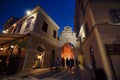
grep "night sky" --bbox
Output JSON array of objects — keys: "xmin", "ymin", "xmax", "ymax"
[{"xmin": 0, "ymin": 0, "xmax": 75, "ymax": 34}]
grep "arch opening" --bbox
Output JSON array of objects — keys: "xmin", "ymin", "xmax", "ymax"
[
  {"xmin": 33, "ymin": 44, "xmax": 45, "ymax": 69},
  {"xmin": 61, "ymin": 43, "xmax": 75, "ymax": 60}
]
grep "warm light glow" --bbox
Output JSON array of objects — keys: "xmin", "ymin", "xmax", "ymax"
[
  {"xmin": 2, "ymin": 30, "xmax": 6, "ymax": 33},
  {"xmin": 13, "ymin": 23, "xmax": 16, "ymax": 27},
  {"xmin": 79, "ymin": 25, "xmax": 84, "ymax": 35},
  {"xmin": 79, "ymin": 25, "xmax": 86, "ymax": 41},
  {"xmin": 2, "ymin": 29, "xmax": 8, "ymax": 34},
  {"xmin": 37, "ymin": 55, "xmax": 41, "ymax": 59},
  {"xmin": 6, "ymin": 29, "xmax": 8, "ymax": 32},
  {"xmin": 82, "ymin": 32, "xmax": 85, "ymax": 38},
  {"xmin": 10, "ymin": 45, "xmax": 14, "ymax": 48},
  {"xmin": 61, "ymin": 43, "xmax": 75, "ymax": 59},
  {"xmin": 26, "ymin": 10, "xmax": 31, "ymax": 15},
  {"xmin": 0, "ymin": 48, "xmax": 3, "ymax": 50}
]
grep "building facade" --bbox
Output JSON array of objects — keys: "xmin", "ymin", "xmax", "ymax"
[
  {"xmin": 0, "ymin": 5, "xmax": 80, "ymax": 75},
  {"xmin": 0, "ymin": 6, "xmax": 60, "ymax": 73},
  {"xmin": 74, "ymin": 0, "xmax": 120, "ymax": 80}
]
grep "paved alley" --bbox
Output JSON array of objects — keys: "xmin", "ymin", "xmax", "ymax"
[{"xmin": 1, "ymin": 66, "xmax": 85, "ymax": 80}]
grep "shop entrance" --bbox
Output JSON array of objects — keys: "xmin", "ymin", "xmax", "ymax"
[{"xmin": 33, "ymin": 45, "xmax": 45, "ymax": 69}]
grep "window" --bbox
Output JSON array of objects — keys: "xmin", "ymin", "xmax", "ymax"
[
  {"xmin": 13, "ymin": 27, "xmax": 17, "ymax": 34},
  {"xmin": 53, "ymin": 30, "xmax": 57, "ymax": 38},
  {"xmin": 17, "ymin": 23, "xmax": 22, "ymax": 33},
  {"xmin": 42, "ymin": 21, "xmax": 48, "ymax": 33},
  {"xmin": 109, "ymin": 9, "xmax": 120, "ymax": 23},
  {"xmin": 25, "ymin": 16, "xmax": 34, "ymax": 30}
]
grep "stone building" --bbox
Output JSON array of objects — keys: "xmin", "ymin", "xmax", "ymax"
[
  {"xmin": 0, "ymin": 6, "xmax": 81, "ymax": 74},
  {"xmin": 59, "ymin": 26, "xmax": 80, "ymax": 61},
  {"xmin": 0, "ymin": 5, "xmax": 80, "ymax": 74},
  {"xmin": 0, "ymin": 6, "xmax": 59, "ymax": 73},
  {"xmin": 74, "ymin": 0, "xmax": 120, "ymax": 80}
]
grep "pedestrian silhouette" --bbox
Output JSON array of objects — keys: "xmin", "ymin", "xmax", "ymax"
[{"xmin": 55, "ymin": 57, "xmax": 60, "ymax": 72}]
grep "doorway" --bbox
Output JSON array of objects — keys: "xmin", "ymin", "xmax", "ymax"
[{"xmin": 33, "ymin": 45, "xmax": 45, "ymax": 69}]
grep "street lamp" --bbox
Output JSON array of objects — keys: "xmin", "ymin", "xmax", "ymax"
[
  {"xmin": 2, "ymin": 29, "xmax": 8, "ymax": 34},
  {"xmin": 0, "ymin": 48, "xmax": 3, "ymax": 51},
  {"xmin": 10, "ymin": 45, "xmax": 14, "ymax": 48},
  {"xmin": 10, "ymin": 45, "xmax": 14, "ymax": 55},
  {"xmin": 2, "ymin": 30, "xmax": 6, "ymax": 33}
]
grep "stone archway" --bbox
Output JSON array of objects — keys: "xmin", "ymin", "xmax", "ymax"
[
  {"xmin": 61, "ymin": 43, "xmax": 75, "ymax": 59},
  {"xmin": 33, "ymin": 44, "xmax": 45, "ymax": 69}
]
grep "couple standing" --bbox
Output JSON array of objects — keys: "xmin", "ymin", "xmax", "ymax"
[{"xmin": 66, "ymin": 58, "xmax": 74, "ymax": 73}]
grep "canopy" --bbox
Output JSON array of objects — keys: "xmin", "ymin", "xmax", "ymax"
[{"xmin": 0, "ymin": 34, "xmax": 27, "ymax": 46}]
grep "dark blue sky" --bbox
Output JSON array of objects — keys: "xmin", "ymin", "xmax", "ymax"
[{"xmin": 0, "ymin": 0, "xmax": 75, "ymax": 34}]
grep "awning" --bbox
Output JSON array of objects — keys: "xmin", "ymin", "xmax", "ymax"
[{"xmin": 0, "ymin": 34, "xmax": 27, "ymax": 46}]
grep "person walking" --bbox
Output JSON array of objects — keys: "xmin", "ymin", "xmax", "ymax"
[
  {"xmin": 71, "ymin": 58, "xmax": 75, "ymax": 74},
  {"xmin": 61, "ymin": 58, "xmax": 65, "ymax": 70},
  {"xmin": 66, "ymin": 58, "xmax": 69, "ymax": 72},
  {"xmin": 55, "ymin": 57, "xmax": 60, "ymax": 72},
  {"xmin": 50, "ymin": 58, "xmax": 54, "ymax": 72},
  {"xmin": 69, "ymin": 58, "xmax": 73, "ymax": 72}
]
